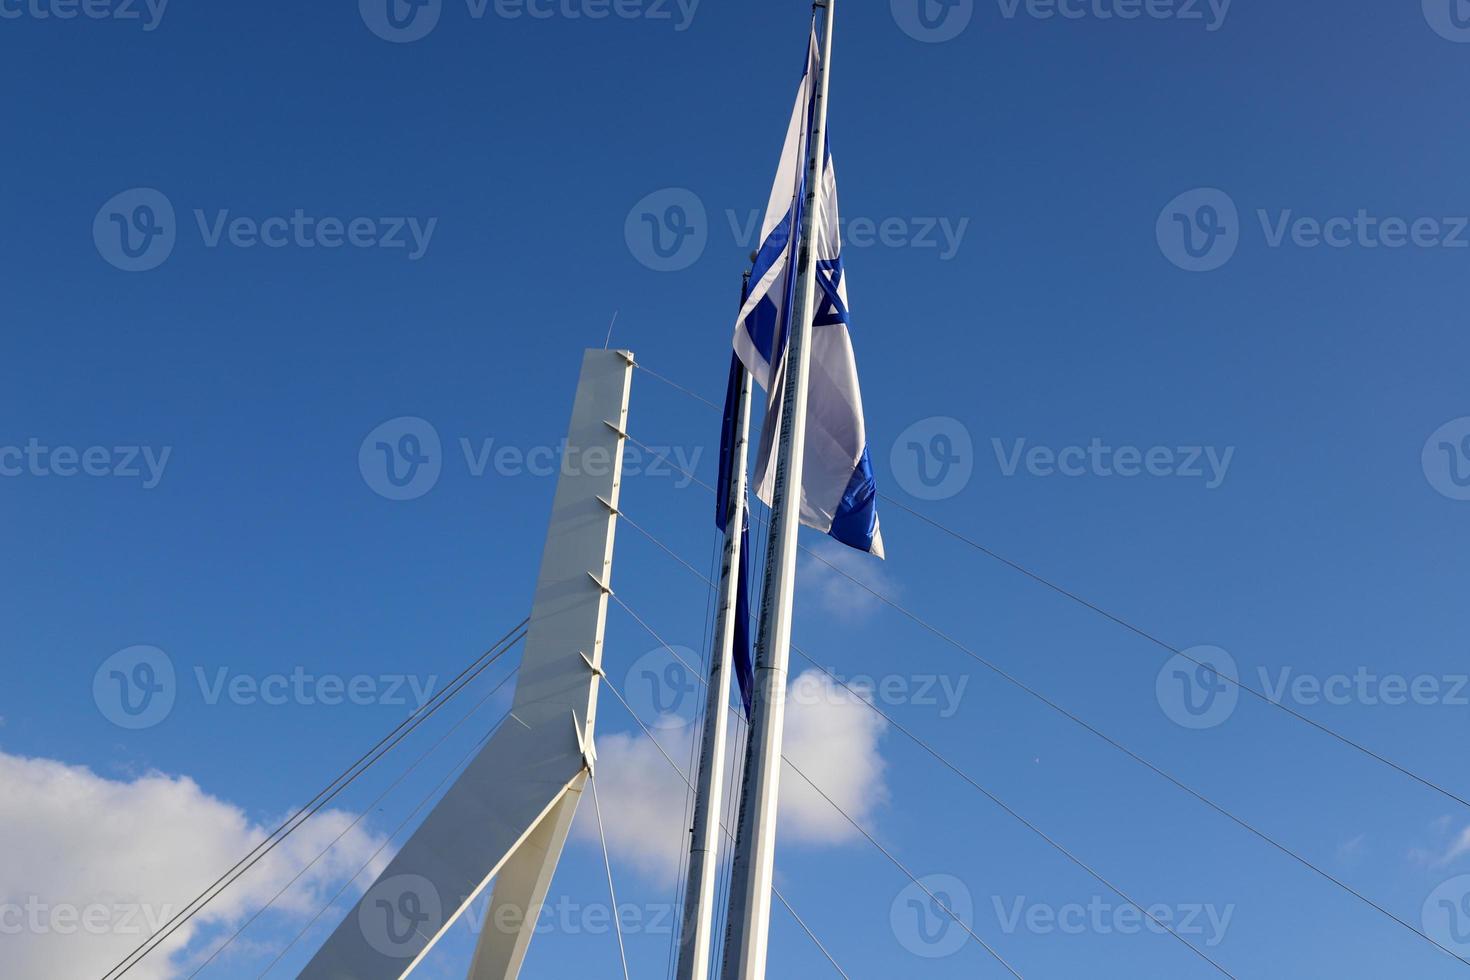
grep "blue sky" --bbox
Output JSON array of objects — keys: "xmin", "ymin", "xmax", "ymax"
[{"xmin": 5, "ymin": 1, "xmax": 1470, "ymax": 977}]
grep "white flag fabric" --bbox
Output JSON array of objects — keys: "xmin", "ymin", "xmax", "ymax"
[{"xmin": 732, "ymin": 33, "xmax": 884, "ymax": 558}]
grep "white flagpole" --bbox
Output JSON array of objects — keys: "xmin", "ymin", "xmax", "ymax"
[
  {"xmin": 721, "ymin": 3, "xmax": 836, "ymax": 978},
  {"xmin": 675, "ymin": 274, "xmax": 754, "ymax": 980}
]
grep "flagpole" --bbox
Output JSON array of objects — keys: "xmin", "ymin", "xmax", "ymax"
[
  {"xmin": 721, "ymin": 3, "xmax": 836, "ymax": 978},
  {"xmin": 675, "ymin": 271, "xmax": 754, "ymax": 980}
]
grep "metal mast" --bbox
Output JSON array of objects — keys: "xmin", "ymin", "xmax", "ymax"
[
  {"xmin": 720, "ymin": 4, "xmax": 837, "ymax": 978},
  {"xmin": 674, "ymin": 284, "xmax": 753, "ymax": 980}
]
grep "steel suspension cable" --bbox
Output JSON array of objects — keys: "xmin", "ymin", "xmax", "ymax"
[
  {"xmin": 256, "ymin": 704, "xmax": 520, "ymax": 978},
  {"xmin": 615, "ymin": 498, "xmax": 1470, "ymax": 970},
  {"xmin": 780, "ymin": 756, "xmax": 1029, "ymax": 978},
  {"xmin": 595, "ymin": 671, "xmax": 908, "ymax": 980},
  {"xmin": 188, "ymin": 661, "xmax": 524, "ymax": 977},
  {"xmin": 631, "ymin": 363, "xmax": 1470, "ymax": 815},
  {"xmin": 101, "ymin": 619, "xmax": 529, "ymax": 980},
  {"xmin": 610, "ymin": 579, "xmax": 1232, "ymax": 976}
]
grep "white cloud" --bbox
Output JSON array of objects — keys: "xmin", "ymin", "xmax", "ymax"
[
  {"xmin": 1336, "ymin": 833, "xmax": 1367, "ymax": 864},
  {"xmin": 1443, "ymin": 828, "xmax": 1470, "ymax": 865},
  {"xmin": 577, "ymin": 669, "xmax": 888, "ymax": 882},
  {"xmin": 0, "ymin": 750, "xmax": 388, "ymax": 979},
  {"xmin": 798, "ymin": 538, "xmax": 896, "ymax": 620},
  {"xmin": 1410, "ymin": 819, "xmax": 1470, "ymax": 869}
]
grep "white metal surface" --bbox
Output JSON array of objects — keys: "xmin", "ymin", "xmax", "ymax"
[
  {"xmin": 298, "ymin": 348, "xmax": 633, "ymax": 980},
  {"xmin": 721, "ymin": 5, "xmax": 837, "ymax": 978},
  {"xmin": 674, "ymin": 362, "xmax": 752, "ymax": 980},
  {"xmin": 466, "ymin": 774, "xmax": 587, "ymax": 979}
]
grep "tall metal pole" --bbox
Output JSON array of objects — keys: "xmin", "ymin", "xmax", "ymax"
[
  {"xmin": 721, "ymin": 4, "xmax": 836, "ymax": 978},
  {"xmin": 675, "ymin": 272, "xmax": 754, "ymax": 980}
]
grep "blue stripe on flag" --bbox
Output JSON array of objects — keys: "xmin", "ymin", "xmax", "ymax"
[
  {"xmin": 828, "ymin": 445, "xmax": 881, "ymax": 554},
  {"xmin": 716, "ymin": 353, "xmax": 743, "ymax": 531},
  {"xmin": 733, "ymin": 513, "xmax": 754, "ymax": 715}
]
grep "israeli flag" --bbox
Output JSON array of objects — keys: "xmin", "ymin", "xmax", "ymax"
[{"xmin": 733, "ymin": 34, "xmax": 884, "ymax": 559}]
